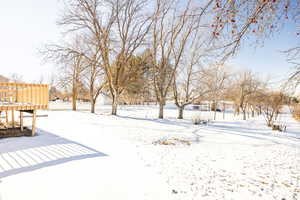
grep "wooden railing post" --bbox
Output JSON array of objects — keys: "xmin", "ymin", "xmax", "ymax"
[
  {"xmin": 11, "ymin": 110, "xmax": 15, "ymax": 128},
  {"xmin": 20, "ymin": 111, "xmax": 23, "ymax": 132},
  {"xmin": 32, "ymin": 110, "xmax": 37, "ymax": 136}
]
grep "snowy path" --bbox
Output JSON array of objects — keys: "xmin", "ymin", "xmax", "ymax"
[{"xmin": 0, "ymin": 106, "xmax": 299, "ymax": 200}]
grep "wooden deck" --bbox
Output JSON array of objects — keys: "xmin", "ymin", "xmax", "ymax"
[
  {"xmin": 0, "ymin": 103, "xmax": 48, "ymax": 111},
  {"xmin": 0, "ymin": 82, "xmax": 49, "ymax": 136}
]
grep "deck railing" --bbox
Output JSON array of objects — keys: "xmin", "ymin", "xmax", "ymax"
[{"xmin": 0, "ymin": 82, "xmax": 49, "ymax": 110}]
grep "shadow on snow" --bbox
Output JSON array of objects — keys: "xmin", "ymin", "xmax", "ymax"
[{"xmin": 0, "ymin": 129, "xmax": 107, "ymax": 178}]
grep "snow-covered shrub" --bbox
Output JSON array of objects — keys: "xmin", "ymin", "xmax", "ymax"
[{"xmin": 191, "ymin": 115, "xmax": 202, "ymax": 125}]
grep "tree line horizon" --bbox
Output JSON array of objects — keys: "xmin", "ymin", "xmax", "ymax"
[{"xmin": 38, "ymin": 0, "xmax": 300, "ymax": 120}]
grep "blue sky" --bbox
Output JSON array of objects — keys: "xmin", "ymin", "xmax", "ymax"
[
  {"xmin": 0, "ymin": 1, "xmax": 61, "ymax": 82},
  {"xmin": 229, "ymin": 20, "xmax": 298, "ymax": 84},
  {"xmin": 0, "ymin": 0, "xmax": 297, "ymax": 84}
]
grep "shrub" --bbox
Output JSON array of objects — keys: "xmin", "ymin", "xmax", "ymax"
[
  {"xmin": 191, "ymin": 115, "xmax": 210, "ymax": 125},
  {"xmin": 191, "ymin": 115, "xmax": 202, "ymax": 125},
  {"xmin": 292, "ymin": 104, "xmax": 300, "ymax": 121},
  {"xmin": 271, "ymin": 124, "xmax": 286, "ymax": 132}
]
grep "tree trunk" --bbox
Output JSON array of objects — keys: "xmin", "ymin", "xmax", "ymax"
[
  {"xmin": 159, "ymin": 102, "xmax": 164, "ymax": 119},
  {"xmin": 111, "ymin": 94, "xmax": 118, "ymax": 115},
  {"xmin": 259, "ymin": 106, "xmax": 262, "ymax": 115},
  {"xmin": 234, "ymin": 105, "xmax": 239, "ymax": 116},
  {"xmin": 243, "ymin": 110, "xmax": 246, "ymax": 120},
  {"xmin": 91, "ymin": 99, "xmax": 96, "ymax": 113},
  {"xmin": 72, "ymin": 95, "xmax": 77, "ymax": 111},
  {"xmin": 213, "ymin": 101, "xmax": 217, "ymax": 120},
  {"xmin": 72, "ymin": 83, "xmax": 77, "ymax": 111},
  {"xmin": 247, "ymin": 108, "xmax": 250, "ymax": 119},
  {"xmin": 267, "ymin": 118, "xmax": 272, "ymax": 127},
  {"xmin": 223, "ymin": 103, "xmax": 225, "ymax": 120},
  {"xmin": 89, "ymin": 82, "xmax": 95, "ymax": 113},
  {"xmin": 178, "ymin": 106, "xmax": 184, "ymax": 119},
  {"xmin": 275, "ymin": 110, "xmax": 279, "ymax": 120},
  {"xmin": 214, "ymin": 109, "xmax": 217, "ymax": 120}
]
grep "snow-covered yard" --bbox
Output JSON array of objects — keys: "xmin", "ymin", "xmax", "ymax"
[{"xmin": 0, "ymin": 104, "xmax": 299, "ymax": 200}]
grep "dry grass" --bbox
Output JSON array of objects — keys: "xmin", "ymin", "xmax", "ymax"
[{"xmin": 153, "ymin": 138, "xmax": 191, "ymax": 146}]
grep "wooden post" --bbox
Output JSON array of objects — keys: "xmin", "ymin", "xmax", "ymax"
[
  {"xmin": 11, "ymin": 110, "xmax": 15, "ymax": 128},
  {"xmin": 32, "ymin": 110, "xmax": 37, "ymax": 136},
  {"xmin": 20, "ymin": 111, "xmax": 23, "ymax": 132},
  {"xmin": 5, "ymin": 111, "xmax": 8, "ymax": 125}
]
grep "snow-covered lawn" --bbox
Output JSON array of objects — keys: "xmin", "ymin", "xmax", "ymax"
[{"xmin": 0, "ymin": 104, "xmax": 299, "ymax": 200}]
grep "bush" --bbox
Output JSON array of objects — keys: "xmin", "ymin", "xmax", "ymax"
[
  {"xmin": 292, "ymin": 105, "xmax": 300, "ymax": 121},
  {"xmin": 192, "ymin": 115, "xmax": 202, "ymax": 125},
  {"xmin": 271, "ymin": 124, "xmax": 286, "ymax": 132},
  {"xmin": 191, "ymin": 115, "xmax": 210, "ymax": 125}
]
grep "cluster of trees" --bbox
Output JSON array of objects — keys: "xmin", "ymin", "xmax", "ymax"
[
  {"xmin": 226, "ymin": 71, "xmax": 290, "ymax": 126},
  {"xmin": 42, "ymin": 0, "xmax": 300, "ymax": 119},
  {"xmin": 186, "ymin": 68, "xmax": 290, "ymax": 127}
]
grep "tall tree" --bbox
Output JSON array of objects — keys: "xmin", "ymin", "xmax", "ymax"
[
  {"xmin": 150, "ymin": 0, "xmax": 205, "ymax": 119},
  {"xmin": 172, "ymin": 40, "xmax": 215, "ymax": 119},
  {"xmin": 59, "ymin": 0, "xmax": 153, "ymax": 115}
]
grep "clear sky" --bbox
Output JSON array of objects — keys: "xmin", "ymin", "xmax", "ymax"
[
  {"xmin": 228, "ymin": 20, "xmax": 298, "ymax": 86},
  {"xmin": 0, "ymin": 0, "xmax": 297, "ymax": 84},
  {"xmin": 0, "ymin": 1, "xmax": 62, "ymax": 82}
]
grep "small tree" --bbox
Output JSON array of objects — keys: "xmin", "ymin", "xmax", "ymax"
[
  {"xmin": 201, "ymin": 64, "xmax": 230, "ymax": 120},
  {"xmin": 229, "ymin": 71, "xmax": 261, "ymax": 120},
  {"xmin": 173, "ymin": 65, "xmax": 213, "ymax": 119},
  {"xmin": 260, "ymin": 92, "xmax": 286, "ymax": 127},
  {"xmin": 42, "ymin": 38, "xmax": 88, "ymax": 111}
]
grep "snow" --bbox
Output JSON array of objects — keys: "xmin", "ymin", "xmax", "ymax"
[{"xmin": 0, "ymin": 103, "xmax": 299, "ymax": 200}]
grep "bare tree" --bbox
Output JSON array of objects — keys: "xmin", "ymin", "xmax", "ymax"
[
  {"xmin": 151, "ymin": 0, "xmax": 263, "ymax": 119},
  {"xmin": 260, "ymin": 91, "xmax": 286, "ymax": 127},
  {"xmin": 58, "ymin": 0, "xmax": 153, "ymax": 115},
  {"xmin": 171, "ymin": 10, "xmax": 221, "ymax": 119},
  {"xmin": 202, "ymin": 64, "xmax": 230, "ymax": 120},
  {"xmin": 150, "ymin": 0, "xmax": 207, "ymax": 119},
  {"xmin": 80, "ymin": 40, "xmax": 106, "ymax": 113},
  {"xmin": 42, "ymin": 37, "xmax": 89, "ymax": 111},
  {"xmin": 229, "ymin": 71, "xmax": 261, "ymax": 120},
  {"xmin": 173, "ymin": 62, "xmax": 202, "ymax": 119},
  {"xmin": 172, "ymin": 51, "xmax": 217, "ymax": 119},
  {"xmin": 44, "ymin": 0, "xmax": 300, "ymax": 117},
  {"xmin": 67, "ymin": 55, "xmax": 86, "ymax": 110},
  {"xmin": 206, "ymin": 0, "xmax": 300, "ymax": 60}
]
